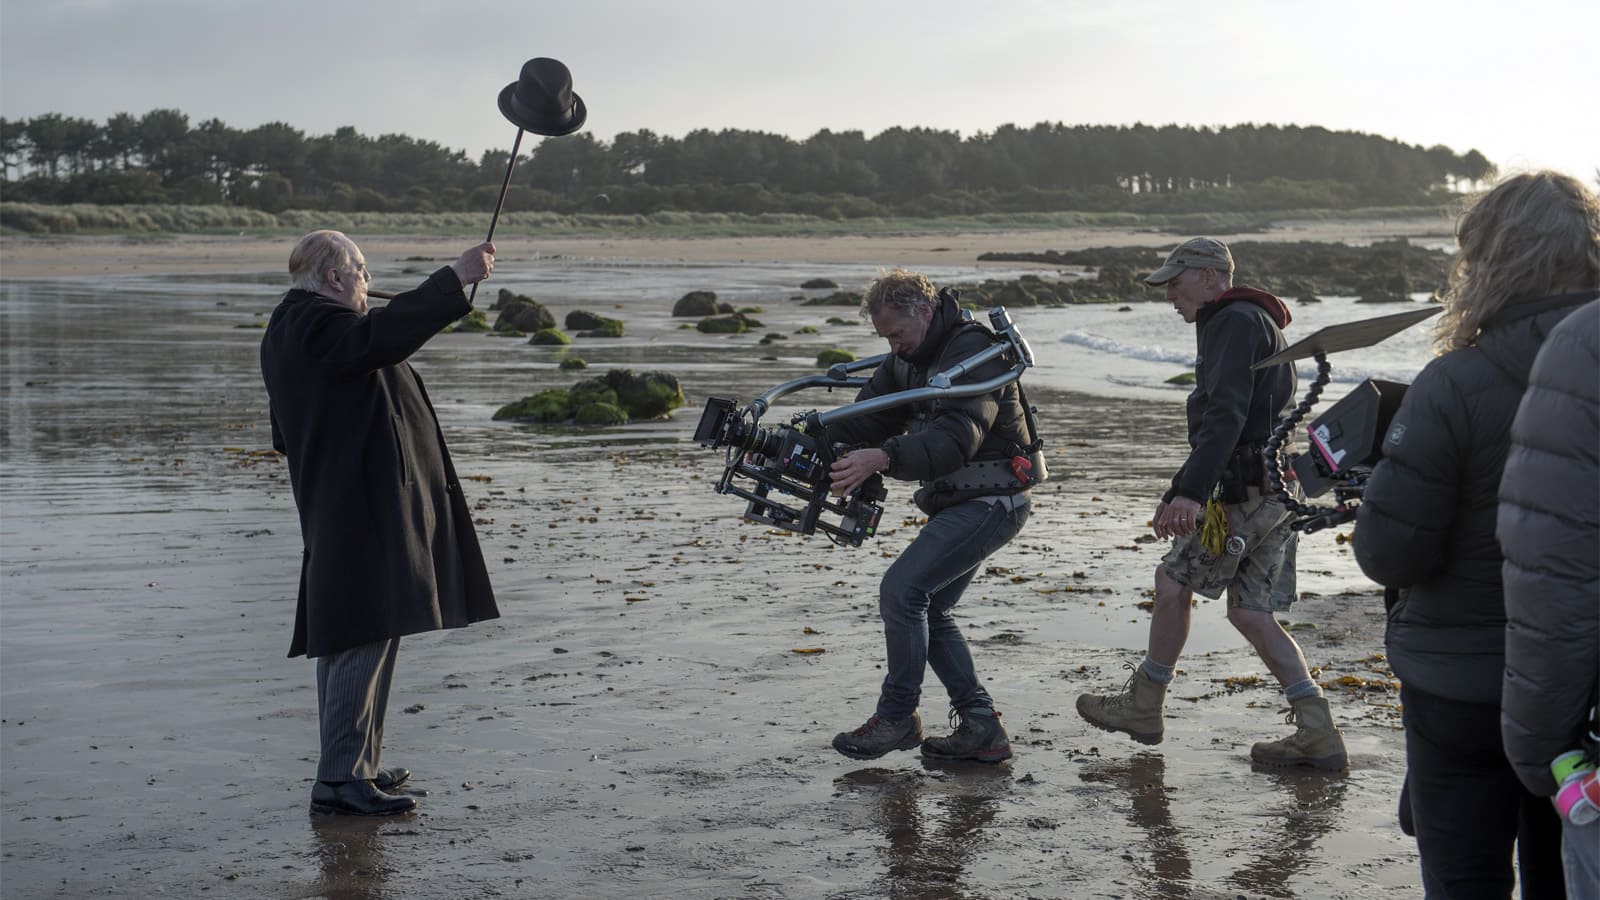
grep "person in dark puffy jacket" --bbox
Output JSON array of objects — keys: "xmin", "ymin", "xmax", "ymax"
[
  {"xmin": 1076, "ymin": 237, "xmax": 1349, "ymax": 771},
  {"xmin": 1355, "ymin": 170, "xmax": 1600, "ymax": 899},
  {"xmin": 1499, "ymin": 297, "xmax": 1600, "ymax": 896},
  {"xmin": 824, "ymin": 269, "xmax": 1036, "ymax": 764}
]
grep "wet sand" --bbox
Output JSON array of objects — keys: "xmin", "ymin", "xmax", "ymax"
[
  {"xmin": 0, "ymin": 227, "xmax": 1423, "ymax": 898},
  {"xmin": 0, "ymin": 213, "xmax": 1453, "ymax": 278}
]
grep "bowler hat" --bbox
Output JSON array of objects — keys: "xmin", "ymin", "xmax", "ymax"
[
  {"xmin": 1145, "ymin": 237, "xmax": 1234, "ymax": 286},
  {"xmin": 497, "ymin": 58, "xmax": 587, "ymax": 136}
]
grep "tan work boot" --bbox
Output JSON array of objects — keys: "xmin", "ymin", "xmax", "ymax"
[
  {"xmin": 1075, "ymin": 665, "xmax": 1166, "ymax": 745},
  {"xmin": 1250, "ymin": 696, "xmax": 1349, "ymax": 771}
]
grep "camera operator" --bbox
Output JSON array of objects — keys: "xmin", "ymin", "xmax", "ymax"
[
  {"xmin": 1354, "ymin": 171, "xmax": 1599, "ymax": 897},
  {"xmin": 825, "ymin": 269, "xmax": 1036, "ymax": 763},
  {"xmin": 1075, "ymin": 237, "xmax": 1349, "ymax": 771}
]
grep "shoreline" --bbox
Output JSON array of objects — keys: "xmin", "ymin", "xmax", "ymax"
[
  {"xmin": 0, "ymin": 215, "xmax": 1453, "ymax": 279},
  {"xmin": 0, "ymin": 233, "xmax": 1422, "ymax": 897}
]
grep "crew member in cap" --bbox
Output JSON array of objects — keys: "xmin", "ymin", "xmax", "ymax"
[
  {"xmin": 261, "ymin": 231, "xmax": 500, "ymax": 815},
  {"xmin": 1075, "ymin": 237, "xmax": 1348, "ymax": 770}
]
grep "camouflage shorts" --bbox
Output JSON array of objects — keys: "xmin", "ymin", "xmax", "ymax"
[{"xmin": 1161, "ymin": 489, "xmax": 1298, "ymax": 611}]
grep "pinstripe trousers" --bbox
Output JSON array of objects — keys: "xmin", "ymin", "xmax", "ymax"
[{"xmin": 315, "ymin": 638, "xmax": 399, "ymax": 783}]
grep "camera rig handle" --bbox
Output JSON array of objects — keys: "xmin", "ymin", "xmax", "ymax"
[
  {"xmin": 747, "ymin": 353, "xmax": 890, "ymax": 422},
  {"xmin": 814, "ymin": 307, "xmax": 1034, "ymax": 428}
]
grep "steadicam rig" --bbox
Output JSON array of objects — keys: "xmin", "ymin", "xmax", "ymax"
[
  {"xmin": 694, "ymin": 306, "xmax": 1040, "ymax": 547},
  {"xmin": 1255, "ymin": 307, "xmax": 1440, "ymax": 533}
]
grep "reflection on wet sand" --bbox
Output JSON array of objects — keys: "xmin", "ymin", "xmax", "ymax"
[
  {"xmin": 304, "ymin": 816, "xmax": 397, "ymax": 900},
  {"xmin": 1079, "ymin": 752, "xmax": 1348, "ymax": 899},
  {"xmin": 833, "ymin": 762, "xmax": 1011, "ymax": 898},
  {"xmin": 1223, "ymin": 770, "xmax": 1348, "ymax": 899}
]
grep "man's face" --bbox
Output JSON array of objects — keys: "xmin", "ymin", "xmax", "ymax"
[
  {"xmin": 1164, "ymin": 268, "xmax": 1214, "ymax": 323},
  {"xmin": 871, "ymin": 304, "xmax": 933, "ymax": 357},
  {"xmin": 326, "ymin": 239, "xmax": 371, "ymax": 314}
]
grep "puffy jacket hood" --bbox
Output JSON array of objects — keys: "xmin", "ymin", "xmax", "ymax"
[
  {"xmin": 1476, "ymin": 290, "xmax": 1599, "ymax": 388},
  {"xmin": 902, "ymin": 288, "xmax": 964, "ymax": 366},
  {"xmin": 1205, "ymin": 286, "xmax": 1291, "ymax": 329}
]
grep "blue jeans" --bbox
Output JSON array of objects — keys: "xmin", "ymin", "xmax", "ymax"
[{"xmin": 875, "ymin": 498, "xmax": 1029, "ymax": 720}]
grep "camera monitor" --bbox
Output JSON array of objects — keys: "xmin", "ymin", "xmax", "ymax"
[
  {"xmin": 1257, "ymin": 305, "xmax": 1439, "ymax": 533},
  {"xmin": 1293, "ymin": 379, "xmax": 1409, "ymax": 497}
]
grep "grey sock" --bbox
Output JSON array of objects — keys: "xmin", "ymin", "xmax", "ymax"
[
  {"xmin": 1139, "ymin": 657, "xmax": 1175, "ymax": 684},
  {"xmin": 1283, "ymin": 678, "xmax": 1321, "ymax": 702}
]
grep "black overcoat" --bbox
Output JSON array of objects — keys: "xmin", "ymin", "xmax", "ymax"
[{"xmin": 260, "ymin": 266, "xmax": 498, "ymax": 658}]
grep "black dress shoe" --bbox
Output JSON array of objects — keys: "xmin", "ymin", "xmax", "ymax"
[
  {"xmin": 374, "ymin": 766, "xmax": 411, "ymax": 791},
  {"xmin": 309, "ymin": 780, "xmax": 417, "ymax": 816}
]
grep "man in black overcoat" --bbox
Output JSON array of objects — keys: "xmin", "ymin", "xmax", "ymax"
[{"xmin": 261, "ymin": 230, "xmax": 500, "ymax": 816}]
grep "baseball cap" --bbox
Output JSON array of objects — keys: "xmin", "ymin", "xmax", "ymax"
[{"xmin": 1144, "ymin": 237, "xmax": 1234, "ymax": 286}]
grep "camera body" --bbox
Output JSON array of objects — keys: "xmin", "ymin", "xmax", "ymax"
[{"xmin": 695, "ymin": 397, "xmax": 885, "ymax": 546}]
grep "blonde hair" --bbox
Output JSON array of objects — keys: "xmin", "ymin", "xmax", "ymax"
[
  {"xmin": 288, "ymin": 230, "xmax": 356, "ymax": 292},
  {"xmin": 1435, "ymin": 171, "xmax": 1600, "ymax": 353},
  {"xmin": 862, "ymin": 268, "xmax": 936, "ymax": 318}
]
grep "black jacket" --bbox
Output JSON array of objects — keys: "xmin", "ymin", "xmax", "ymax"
[
  {"xmin": 260, "ymin": 266, "xmax": 499, "ymax": 658},
  {"xmin": 828, "ymin": 290, "xmax": 1034, "ymax": 515},
  {"xmin": 1166, "ymin": 288, "xmax": 1295, "ymax": 504},
  {"xmin": 1354, "ymin": 290, "xmax": 1595, "ymax": 704},
  {"xmin": 1498, "ymin": 297, "xmax": 1600, "ymax": 794}
]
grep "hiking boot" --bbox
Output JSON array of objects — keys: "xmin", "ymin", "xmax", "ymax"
[
  {"xmin": 921, "ymin": 706, "xmax": 1012, "ymax": 763},
  {"xmin": 1075, "ymin": 664, "xmax": 1166, "ymax": 745},
  {"xmin": 1250, "ymin": 696, "xmax": 1349, "ymax": 771},
  {"xmin": 832, "ymin": 711, "xmax": 924, "ymax": 760}
]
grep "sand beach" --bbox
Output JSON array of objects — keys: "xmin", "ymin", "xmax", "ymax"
[{"xmin": 0, "ymin": 220, "xmax": 1444, "ymax": 898}]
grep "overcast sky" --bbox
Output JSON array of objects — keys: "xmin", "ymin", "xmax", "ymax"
[{"xmin": 2, "ymin": 0, "xmax": 1595, "ymax": 180}]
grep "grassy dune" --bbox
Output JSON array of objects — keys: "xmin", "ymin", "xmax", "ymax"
[{"xmin": 0, "ymin": 202, "xmax": 1453, "ymax": 240}]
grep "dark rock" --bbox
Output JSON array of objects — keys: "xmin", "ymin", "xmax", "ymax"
[
  {"xmin": 494, "ymin": 294, "xmax": 555, "ymax": 332},
  {"xmin": 493, "ymin": 389, "xmax": 571, "ymax": 422},
  {"xmin": 671, "ymin": 291, "xmax": 719, "ymax": 317},
  {"xmin": 602, "ymin": 369, "xmax": 684, "ymax": 419},
  {"xmin": 574, "ymin": 402, "xmax": 629, "ymax": 426},
  {"xmin": 802, "ymin": 291, "xmax": 863, "ymax": 307},
  {"xmin": 697, "ymin": 313, "xmax": 759, "ymax": 334},
  {"xmin": 445, "ymin": 309, "xmax": 491, "ymax": 333}
]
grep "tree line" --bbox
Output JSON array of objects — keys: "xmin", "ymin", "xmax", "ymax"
[{"xmin": 0, "ymin": 110, "xmax": 1494, "ymax": 217}]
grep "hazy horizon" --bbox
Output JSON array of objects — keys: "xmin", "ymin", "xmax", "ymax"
[{"xmin": 2, "ymin": 0, "xmax": 1594, "ymax": 182}]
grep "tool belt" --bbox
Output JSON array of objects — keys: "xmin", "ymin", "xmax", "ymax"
[{"xmin": 1217, "ymin": 443, "xmax": 1267, "ymax": 504}]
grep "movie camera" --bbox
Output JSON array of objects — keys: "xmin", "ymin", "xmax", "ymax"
[
  {"xmin": 1256, "ymin": 306, "xmax": 1439, "ymax": 533},
  {"xmin": 694, "ymin": 306, "xmax": 1041, "ymax": 547}
]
